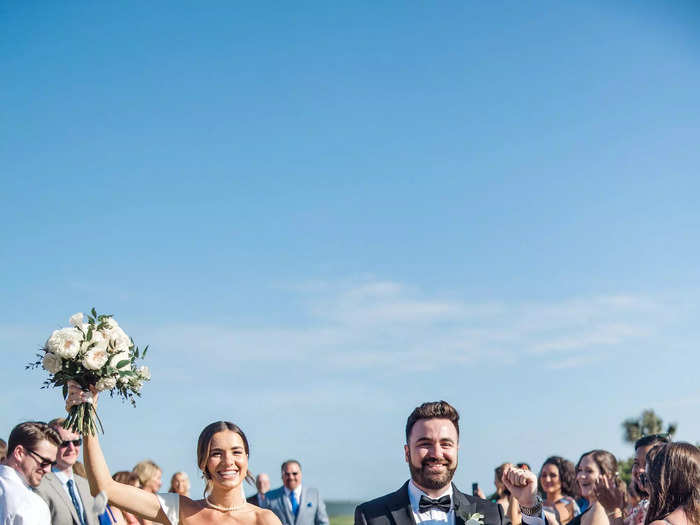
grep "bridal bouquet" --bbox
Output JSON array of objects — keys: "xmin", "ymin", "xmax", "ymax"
[{"xmin": 28, "ymin": 309, "xmax": 150, "ymax": 435}]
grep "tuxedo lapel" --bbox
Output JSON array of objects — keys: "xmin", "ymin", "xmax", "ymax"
[
  {"xmin": 387, "ymin": 482, "xmax": 415, "ymax": 525},
  {"xmin": 452, "ymin": 486, "xmax": 476, "ymax": 525}
]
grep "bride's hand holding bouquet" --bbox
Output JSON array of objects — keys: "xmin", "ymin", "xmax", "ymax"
[{"xmin": 29, "ymin": 308, "xmax": 150, "ymax": 435}]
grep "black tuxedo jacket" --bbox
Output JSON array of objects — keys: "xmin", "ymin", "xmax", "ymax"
[
  {"xmin": 247, "ymin": 494, "xmax": 262, "ymax": 506},
  {"xmin": 354, "ymin": 482, "xmax": 509, "ymax": 525}
]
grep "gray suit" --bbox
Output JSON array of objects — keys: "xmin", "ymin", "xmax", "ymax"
[
  {"xmin": 36, "ymin": 472, "xmax": 100, "ymax": 525},
  {"xmin": 265, "ymin": 486, "xmax": 329, "ymax": 525}
]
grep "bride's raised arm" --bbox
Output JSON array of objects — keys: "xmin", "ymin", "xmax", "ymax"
[{"xmin": 66, "ymin": 382, "xmax": 172, "ymax": 525}]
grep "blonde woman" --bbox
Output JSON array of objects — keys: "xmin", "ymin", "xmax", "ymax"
[{"xmin": 168, "ymin": 472, "xmax": 190, "ymax": 497}]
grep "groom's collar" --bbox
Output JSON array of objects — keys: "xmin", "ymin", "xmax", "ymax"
[{"xmin": 408, "ymin": 480, "xmax": 454, "ymax": 512}]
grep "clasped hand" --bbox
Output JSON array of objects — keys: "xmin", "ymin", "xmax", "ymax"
[
  {"xmin": 65, "ymin": 380, "xmax": 99, "ymax": 411},
  {"xmin": 501, "ymin": 464, "xmax": 538, "ymax": 507}
]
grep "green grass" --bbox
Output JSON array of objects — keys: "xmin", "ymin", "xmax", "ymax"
[{"xmin": 330, "ymin": 515, "xmax": 354, "ymax": 525}]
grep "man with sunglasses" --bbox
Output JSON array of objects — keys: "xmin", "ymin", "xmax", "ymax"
[
  {"xmin": 0, "ymin": 421, "xmax": 61, "ymax": 524},
  {"xmin": 36, "ymin": 418, "xmax": 100, "ymax": 525}
]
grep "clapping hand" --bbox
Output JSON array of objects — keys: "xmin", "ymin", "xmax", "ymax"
[
  {"xmin": 595, "ymin": 474, "xmax": 625, "ymax": 516},
  {"xmin": 501, "ymin": 464, "xmax": 538, "ymax": 508}
]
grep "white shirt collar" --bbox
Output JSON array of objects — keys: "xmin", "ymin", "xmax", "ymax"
[
  {"xmin": 408, "ymin": 480, "xmax": 454, "ymax": 513},
  {"xmin": 52, "ymin": 467, "xmax": 74, "ymax": 485},
  {"xmin": 283, "ymin": 485, "xmax": 302, "ymax": 498}
]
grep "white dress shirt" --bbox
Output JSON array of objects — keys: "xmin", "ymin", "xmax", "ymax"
[
  {"xmin": 0, "ymin": 465, "xmax": 52, "ymax": 525},
  {"xmin": 408, "ymin": 480, "xmax": 454, "ymax": 525}
]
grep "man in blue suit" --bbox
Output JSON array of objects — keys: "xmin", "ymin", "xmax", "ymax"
[{"xmin": 265, "ymin": 459, "xmax": 329, "ymax": 525}]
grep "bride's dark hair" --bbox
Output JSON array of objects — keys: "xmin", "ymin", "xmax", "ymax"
[
  {"xmin": 645, "ymin": 442, "xmax": 700, "ymax": 525},
  {"xmin": 197, "ymin": 421, "xmax": 254, "ymax": 495}
]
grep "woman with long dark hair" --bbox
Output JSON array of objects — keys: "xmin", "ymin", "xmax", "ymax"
[
  {"xmin": 644, "ymin": 442, "xmax": 700, "ymax": 525},
  {"xmin": 538, "ymin": 456, "xmax": 580, "ymax": 525}
]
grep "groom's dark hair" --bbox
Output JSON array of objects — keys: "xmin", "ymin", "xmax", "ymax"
[{"xmin": 405, "ymin": 400, "xmax": 460, "ymax": 442}]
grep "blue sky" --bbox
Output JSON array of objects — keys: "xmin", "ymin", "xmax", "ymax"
[{"xmin": 2, "ymin": 1, "xmax": 700, "ymax": 500}]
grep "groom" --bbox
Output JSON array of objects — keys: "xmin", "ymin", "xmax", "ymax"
[{"xmin": 354, "ymin": 401, "xmax": 549, "ymax": 525}]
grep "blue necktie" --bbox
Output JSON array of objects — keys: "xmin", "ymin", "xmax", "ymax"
[
  {"xmin": 67, "ymin": 479, "xmax": 87, "ymax": 525},
  {"xmin": 289, "ymin": 490, "xmax": 299, "ymax": 517}
]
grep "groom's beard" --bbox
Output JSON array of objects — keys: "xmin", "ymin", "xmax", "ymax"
[{"xmin": 408, "ymin": 454, "xmax": 458, "ymax": 490}]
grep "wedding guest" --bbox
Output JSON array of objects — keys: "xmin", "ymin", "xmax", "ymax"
[
  {"xmin": 596, "ymin": 435, "xmax": 671, "ymax": 525},
  {"xmin": 539, "ymin": 456, "xmax": 580, "ymax": 525},
  {"xmin": 107, "ymin": 471, "xmax": 141, "ymax": 525},
  {"xmin": 266, "ymin": 460, "xmax": 329, "ymax": 525},
  {"xmin": 36, "ymin": 417, "xmax": 101, "ymax": 525},
  {"xmin": 644, "ymin": 442, "xmax": 700, "ymax": 525},
  {"xmin": 168, "ymin": 472, "xmax": 190, "ymax": 497},
  {"xmin": 64, "ymin": 381, "xmax": 281, "ymax": 525},
  {"xmin": 518, "ymin": 463, "xmax": 532, "ymax": 471},
  {"xmin": 625, "ymin": 435, "xmax": 670, "ymax": 525},
  {"xmin": 74, "ymin": 460, "xmax": 87, "ymax": 477},
  {"xmin": 569, "ymin": 450, "xmax": 621, "ymax": 525},
  {"xmin": 133, "ymin": 460, "xmax": 163, "ymax": 494},
  {"xmin": 490, "ymin": 463, "xmax": 513, "ymax": 514},
  {"xmin": 247, "ymin": 473, "xmax": 270, "ymax": 506},
  {"xmin": 355, "ymin": 401, "xmax": 551, "ymax": 525},
  {"xmin": 0, "ymin": 421, "xmax": 61, "ymax": 524}
]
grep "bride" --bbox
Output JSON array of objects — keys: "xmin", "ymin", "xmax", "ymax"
[{"xmin": 65, "ymin": 382, "xmax": 282, "ymax": 525}]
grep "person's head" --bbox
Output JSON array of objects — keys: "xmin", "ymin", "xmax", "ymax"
[
  {"xmin": 48, "ymin": 418, "xmax": 82, "ymax": 472},
  {"xmin": 256, "ymin": 472, "xmax": 270, "ymax": 494},
  {"xmin": 576, "ymin": 450, "xmax": 618, "ymax": 502},
  {"xmin": 6, "ymin": 421, "xmax": 61, "ymax": 487},
  {"xmin": 633, "ymin": 434, "xmax": 671, "ymax": 498},
  {"xmin": 645, "ymin": 442, "xmax": 700, "ymax": 525},
  {"xmin": 197, "ymin": 421, "xmax": 252, "ymax": 496},
  {"xmin": 494, "ymin": 463, "xmax": 512, "ymax": 498},
  {"xmin": 404, "ymin": 401, "xmax": 460, "ymax": 494},
  {"xmin": 281, "ymin": 460, "xmax": 302, "ymax": 491},
  {"xmin": 0, "ymin": 438, "xmax": 7, "ymax": 463},
  {"xmin": 517, "ymin": 463, "xmax": 531, "ymax": 471},
  {"xmin": 539, "ymin": 456, "xmax": 577, "ymax": 499},
  {"xmin": 168, "ymin": 471, "xmax": 190, "ymax": 496},
  {"xmin": 72, "ymin": 461, "xmax": 87, "ymax": 477},
  {"xmin": 113, "ymin": 470, "xmax": 141, "ymax": 487},
  {"xmin": 133, "ymin": 459, "xmax": 162, "ymax": 493}
]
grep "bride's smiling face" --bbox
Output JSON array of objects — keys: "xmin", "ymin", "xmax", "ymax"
[{"xmin": 206, "ymin": 430, "xmax": 248, "ymax": 489}]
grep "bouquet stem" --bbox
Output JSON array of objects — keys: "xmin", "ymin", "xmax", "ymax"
[{"xmin": 64, "ymin": 402, "xmax": 104, "ymax": 436}]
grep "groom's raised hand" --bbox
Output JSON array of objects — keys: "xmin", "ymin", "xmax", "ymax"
[{"xmin": 501, "ymin": 464, "xmax": 538, "ymax": 507}]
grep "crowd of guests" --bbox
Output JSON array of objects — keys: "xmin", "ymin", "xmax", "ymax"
[
  {"xmin": 470, "ymin": 433, "xmax": 689, "ymax": 525},
  {"xmin": 1, "ymin": 398, "xmax": 698, "ymax": 525},
  {"xmin": 0, "ymin": 416, "xmax": 329, "ymax": 525}
]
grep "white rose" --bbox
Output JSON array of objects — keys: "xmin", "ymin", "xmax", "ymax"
[
  {"xmin": 82, "ymin": 347, "xmax": 109, "ymax": 370},
  {"xmin": 46, "ymin": 328, "xmax": 82, "ymax": 359},
  {"xmin": 80, "ymin": 329, "xmax": 108, "ymax": 353},
  {"xmin": 136, "ymin": 365, "xmax": 151, "ymax": 381},
  {"xmin": 117, "ymin": 376, "xmax": 129, "ymax": 386},
  {"xmin": 69, "ymin": 313, "xmax": 84, "ymax": 327},
  {"xmin": 95, "ymin": 376, "xmax": 117, "ymax": 391},
  {"xmin": 109, "ymin": 351, "xmax": 131, "ymax": 371},
  {"xmin": 42, "ymin": 352, "xmax": 63, "ymax": 374}
]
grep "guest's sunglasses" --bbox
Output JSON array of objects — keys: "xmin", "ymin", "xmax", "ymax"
[
  {"xmin": 27, "ymin": 448, "xmax": 57, "ymax": 469},
  {"xmin": 60, "ymin": 438, "xmax": 82, "ymax": 448}
]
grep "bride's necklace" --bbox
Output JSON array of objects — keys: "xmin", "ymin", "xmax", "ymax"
[{"xmin": 205, "ymin": 496, "xmax": 246, "ymax": 512}]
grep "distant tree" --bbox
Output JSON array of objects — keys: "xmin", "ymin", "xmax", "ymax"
[
  {"xmin": 622, "ymin": 409, "xmax": 677, "ymax": 444},
  {"xmin": 617, "ymin": 457, "xmax": 634, "ymax": 484}
]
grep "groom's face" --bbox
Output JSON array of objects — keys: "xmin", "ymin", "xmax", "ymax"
[{"xmin": 404, "ymin": 418, "xmax": 458, "ymax": 492}]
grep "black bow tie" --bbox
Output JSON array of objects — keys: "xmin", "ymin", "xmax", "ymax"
[{"xmin": 418, "ymin": 494, "xmax": 451, "ymax": 513}]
